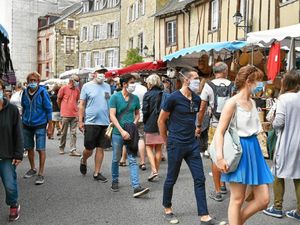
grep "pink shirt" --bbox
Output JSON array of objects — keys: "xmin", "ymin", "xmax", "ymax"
[{"xmin": 57, "ymin": 85, "xmax": 80, "ymax": 117}]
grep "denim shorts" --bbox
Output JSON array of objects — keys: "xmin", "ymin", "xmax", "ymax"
[{"xmin": 23, "ymin": 127, "xmax": 46, "ymax": 150}]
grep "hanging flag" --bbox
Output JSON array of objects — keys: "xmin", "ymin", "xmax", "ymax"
[{"xmin": 267, "ymin": 42, "xmax": 281, "ymax": 80}]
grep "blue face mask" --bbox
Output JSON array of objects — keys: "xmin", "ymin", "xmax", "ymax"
[
  {"xmin": 0, "ymin": 90, "xmax": 3, "ymax": 101},
  {"xmin": 28, "ymin": 82, "xmax": 38, "ymax": 90},
  {"xmin": 252, "ymin": 82, "xmax": 264, "ymax": 95}
]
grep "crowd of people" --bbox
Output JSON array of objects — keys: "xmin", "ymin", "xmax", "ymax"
[{"xmin": 0, "ymin": 63, "xmax": 299, "ymax": 225}]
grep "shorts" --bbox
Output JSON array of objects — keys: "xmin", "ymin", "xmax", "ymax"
[
  {"xmin": 137, "ymin": 122, "xmax": 144, "ymax": 139},
  {"xmin": 52, "ymin": 112, "xmax": 61, "ymax": 122},
  {"xmin": 23, "ymin": 127, "xmax": 46, "ymax": 150},
  {"xmin": 84, "ymin": 125, "xmax": 110, "ymax": 150},
  {"xmin": 208, "ymin": 126, "xmax": 217, "ymax": 145}
]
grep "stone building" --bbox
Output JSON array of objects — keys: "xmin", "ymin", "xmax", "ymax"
[
  {"xmin": 78, "ymin": 0, "xmax": 121, "ymax": 69},
  {"xmin": 37, "ymin": 3, "xmax": 81, "ymax": 80},
  {"xmin": 119, "ymin": 0, "xmax": 169, "ymax": 65},
  {"xmin": 0, "ymin": 0, "xmax": 79, "ymax": 81},
  {"xmin": 154, "ymin": 0, "xmax": 300, "ymax": 59}
]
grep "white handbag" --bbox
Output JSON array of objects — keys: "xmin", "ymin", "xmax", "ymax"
[{"xmin": 209, "ymin": 107, "xmax": 242, "ymax": 173}]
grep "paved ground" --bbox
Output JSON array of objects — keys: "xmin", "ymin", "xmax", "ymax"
[{"xmin": 0, "ymin": 133, "xmax": 298, "ymax": 225}]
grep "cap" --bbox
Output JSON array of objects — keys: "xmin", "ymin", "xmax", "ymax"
[{"xmin": 92, "ymin": 66, "xmax": 108, "ymax": 73}]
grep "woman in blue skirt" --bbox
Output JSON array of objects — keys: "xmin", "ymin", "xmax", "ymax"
[{"xmin": 214, "ymin": 65, "xmax": 274, "ymax": 225}]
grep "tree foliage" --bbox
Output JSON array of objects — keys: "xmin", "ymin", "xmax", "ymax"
[{"xmin": 123, "ymin": 48, "xmax": 143, "ymax": 67}]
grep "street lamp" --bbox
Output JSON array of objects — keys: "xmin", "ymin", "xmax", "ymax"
[
  {"xmin": 233, "ymin": 11, "xmax": 252, "ymax": 37},
  {"xmin": 143, "ymin": 45, "xmax": 154, "ymax": 58}
]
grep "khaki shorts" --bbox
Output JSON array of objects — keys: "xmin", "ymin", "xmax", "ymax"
[{"xmin": 208, "ymin": 126, "xmax": 217, "ymax": 145}]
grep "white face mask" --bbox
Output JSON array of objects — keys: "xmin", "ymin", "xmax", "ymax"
[
  {"xmin": 189, "ymin": 79, "xmax": 200, "ymax": 93},
  {"xmin": 95, "ymin": 73, "xmax": 105, "ymax": 84},
  {"xmin": 126, "ymin": 83, "xmax": 136, "ymax": 93}
]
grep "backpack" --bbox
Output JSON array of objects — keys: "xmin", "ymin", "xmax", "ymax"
[{"xmin": 207, "ymin": 80, "xmax": 234, "ymax": 120}]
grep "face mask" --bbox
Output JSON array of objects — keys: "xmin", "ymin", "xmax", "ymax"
[
  {"xmin": 189, "ymin": 79, "xmax": 200, "ymax": 93},
  {"xmin": 74, "ymin": 81, "xmax": 79, "ymax": 87},
  {"xmin": 251, "ymin": 82, "xmax": 264, "ymax": 95},
  {"xmin": 95, "ymin": 73, "xmax": 105, "ymax": 84},
  {"xmin": 28, "ymin": 82, "xmax": 38, "ymax": 90},
  {"xmin": 126, "ymin": 83, "xmax": 136, "ymax": 93},
  {"xmin": 0, "ymin": 90, "xmax": 3, "ymax": 101}
]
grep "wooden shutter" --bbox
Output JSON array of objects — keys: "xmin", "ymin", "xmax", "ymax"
[
  {"xmin": 114, "ymin": 21, "xmax": 119, "ymax": 38},
  {"xmin": 86, "ymin": 52, "xmax": 91, "ymax": 67},
  {"xmin": 135, "ymin": 1, "xmax": 139, "ymax": 19},
  {"xmin": 127, "ymin": 7, "xmax": 130, "ymax": 23},
  {"xmin": 88, "ymin": 26, "xmax": 93, "ymax": 41},
  {"xmin": 103, "ymin": 23, "xmax": 108, "ymax": 40},
  {"xmin": 141, "ymin": 0, "xmax": 145, "ymax": 15},
  {"xmin": 99, "ymin": 51, "xmax": 105, "ymax": 67},
  {"xmin": 113, "ymin": 49, "xmax": 119, "ymax": 68}
]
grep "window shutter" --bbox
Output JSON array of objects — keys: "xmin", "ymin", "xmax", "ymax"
[
  {"xmin": 99, "ymin": 51, "xmax": 105, "ymax": 67},
  {"xmin": 141, "ymin": 0, "xmax": 145, "ymax": 15},
  {"xmin": 79, "ymin": 53, "xmax": 82, "ymax": 68},
  {"xmin": 86, "ymin": 52, "xmax": 91, "ymax": 68},
  {"xmin": 135, "ymin": 1, "xmax": 139, "ymax": 19},
  {"xmin": 88, "ymin": 26, "xmax": 93, "ymax": 41},
  {"xmin": 132, "ymin": 4, "xmax": 135, "ymax": 21},
  {"xmin": 114, "ymin": 21, "xmax": 119, "ymax": 38},
  {"xmin": 113, "ymin": 49, "xmax": 119, "ymax": 68},
  {"xmin": 103, "ymin": 23, "xmax": 108, "ymax": 40},
  {"xmin": 80, "ymin": 27, "xmax": 83, "ymax": 41},
  {"xmin": 127, "ymin": 7, "xmax": 130, "ymax": 23}
]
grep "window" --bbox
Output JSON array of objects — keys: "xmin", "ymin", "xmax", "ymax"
[
  {"xmin": 38, "ymin": 64, "xmax": 42, "ymax": 75},
  {"xmin": 129, "ymin": 37, "xmax": 133, "ymax": 49},
  {"xmin": 107, "ymin": 0, "xmax": 120, "ymax": 8},
  {"xmin": 65, "ymin": 66, "xmax": 74, "ymax": 71},
  {"xmin": 166, "ymin": 21, "xmax": 176, "ymax": 46},
  {"xmin": 106, "ymin": 50, "xmax": 114, "ymax": 67},
  {"xmin": 46, "ymin": 63, "xmax": 49, "ymax": 78},
  {"xmin": 210, "ymin": 0, "xmax": 219, "ymax": 30},
  {"xmin": 107, "ymin": 23, "xmax": 114, "ymax": 38},
  {"xmin": 68, "ymin": 20, "xmax": 75, "ymax": 29},
  {"xmin": 46, "ymin": 38, "xmax": 49, "ymax": 53},
  {"xmin": 81, "ymin": 53, "xmax": 86, "ymax": 67},
  {"xmin": 81, "ymin": 27, "xmax": 88, "ymax": 41},
  {"xmin": 83, "ymin": 2, "xmax": 89, "ymax": 13},
  {"xmin": 94, "ymin": 0, "xmax": 106, "ymax": 10},
  {"xmin": 130, "ymin": 5, "xmax": 134, "ymax": 22},
  {"xmin": 66, "ymin": 37, "xmax": 75, "ymax": 54},
  {"xmin": 93, "ymin": 25, "xmax": 100, "ymax": 39},
  {"xmin": 93, "ymin": 51, "xmax": 100, "ymax": 66},
  {"xmin": 38, "ymin": 40, "xmax": 42, "ymax": 54},
  {"xmin": 138, "ymin": 33, "xmax": 143, "ymax": 55}
]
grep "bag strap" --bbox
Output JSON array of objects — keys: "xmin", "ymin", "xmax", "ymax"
[{"xmin": 117, "ymin": 94, "xmax": 134, "ymax": 122}]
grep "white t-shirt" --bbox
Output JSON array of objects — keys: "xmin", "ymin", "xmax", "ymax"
[
  {"xmin": 200, "ymin": 78, "xmax": 232, "ymax": 127},
  {"xmin": 132, "ymin": 82, "xmax": 147, "ymax": 122}
]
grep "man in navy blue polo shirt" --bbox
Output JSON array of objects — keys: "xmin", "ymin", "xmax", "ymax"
[{"xmin": 158, "ymin": 68, "xmax": 220, "ymax": 225}]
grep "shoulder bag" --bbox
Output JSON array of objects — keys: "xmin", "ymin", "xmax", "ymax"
[
  {"xmin": 105, "ymin": 94, "xmax": 133, "ymax": 140},
  {"xmin": 209, "ymin": 104, "xmax": 242, "ymax": 173}
]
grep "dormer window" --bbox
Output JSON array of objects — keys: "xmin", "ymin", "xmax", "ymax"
[
  {"xmin": 94, "ymin": 0, "xmax": 106, "ymax": 10},
  {"xmin": 83, "ymin": 2, "xmax": 89, "ymax": 13}
]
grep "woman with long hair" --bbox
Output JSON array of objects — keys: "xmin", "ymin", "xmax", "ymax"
[{"xmin": 214, "ymin": 65, "xmax": 274, "ymax": 225}]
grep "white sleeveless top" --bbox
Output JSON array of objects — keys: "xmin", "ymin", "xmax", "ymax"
[{"xmin": 234, "ymin": 100, "xmax": 262, "ymax": 137}]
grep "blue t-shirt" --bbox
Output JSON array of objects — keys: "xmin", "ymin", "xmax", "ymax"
[
  {"xmin": 163, "ymin": 90, "xmax": 201, "ymax": 144},
  {"xmin": 80, "ymin": 81, "xmax": 111, "ymax": 125}
]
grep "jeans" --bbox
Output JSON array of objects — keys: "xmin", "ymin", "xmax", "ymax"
[
  {"xmin": 111, "ymin": 134, "xmax": 140, "ymax": 189},
  {"xmin": 0, "ymin": 159, "xmax": 18, "ymax": 206},
  {"xmin": 59, "ymin": 117, "xmax": 78, "ymax": 151},
  {"xmin": 274, "ymin": 176, "xmax": 300, "ymax": 213},
  {"xmin": 163, "ymin": 139, "xmax": 209, "ymax": 216}
]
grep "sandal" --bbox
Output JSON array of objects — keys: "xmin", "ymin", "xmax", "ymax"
[
  {"xmin": 148, "ymin": 172, "xmax": 158, "ymax": 182},
  {"xmin": 119, "ymin": 161, "xmax": 127, "ymax": 167},
  {"xmin": 139, "ymin": 164, "xmax": 146, "ymax": 171}
]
